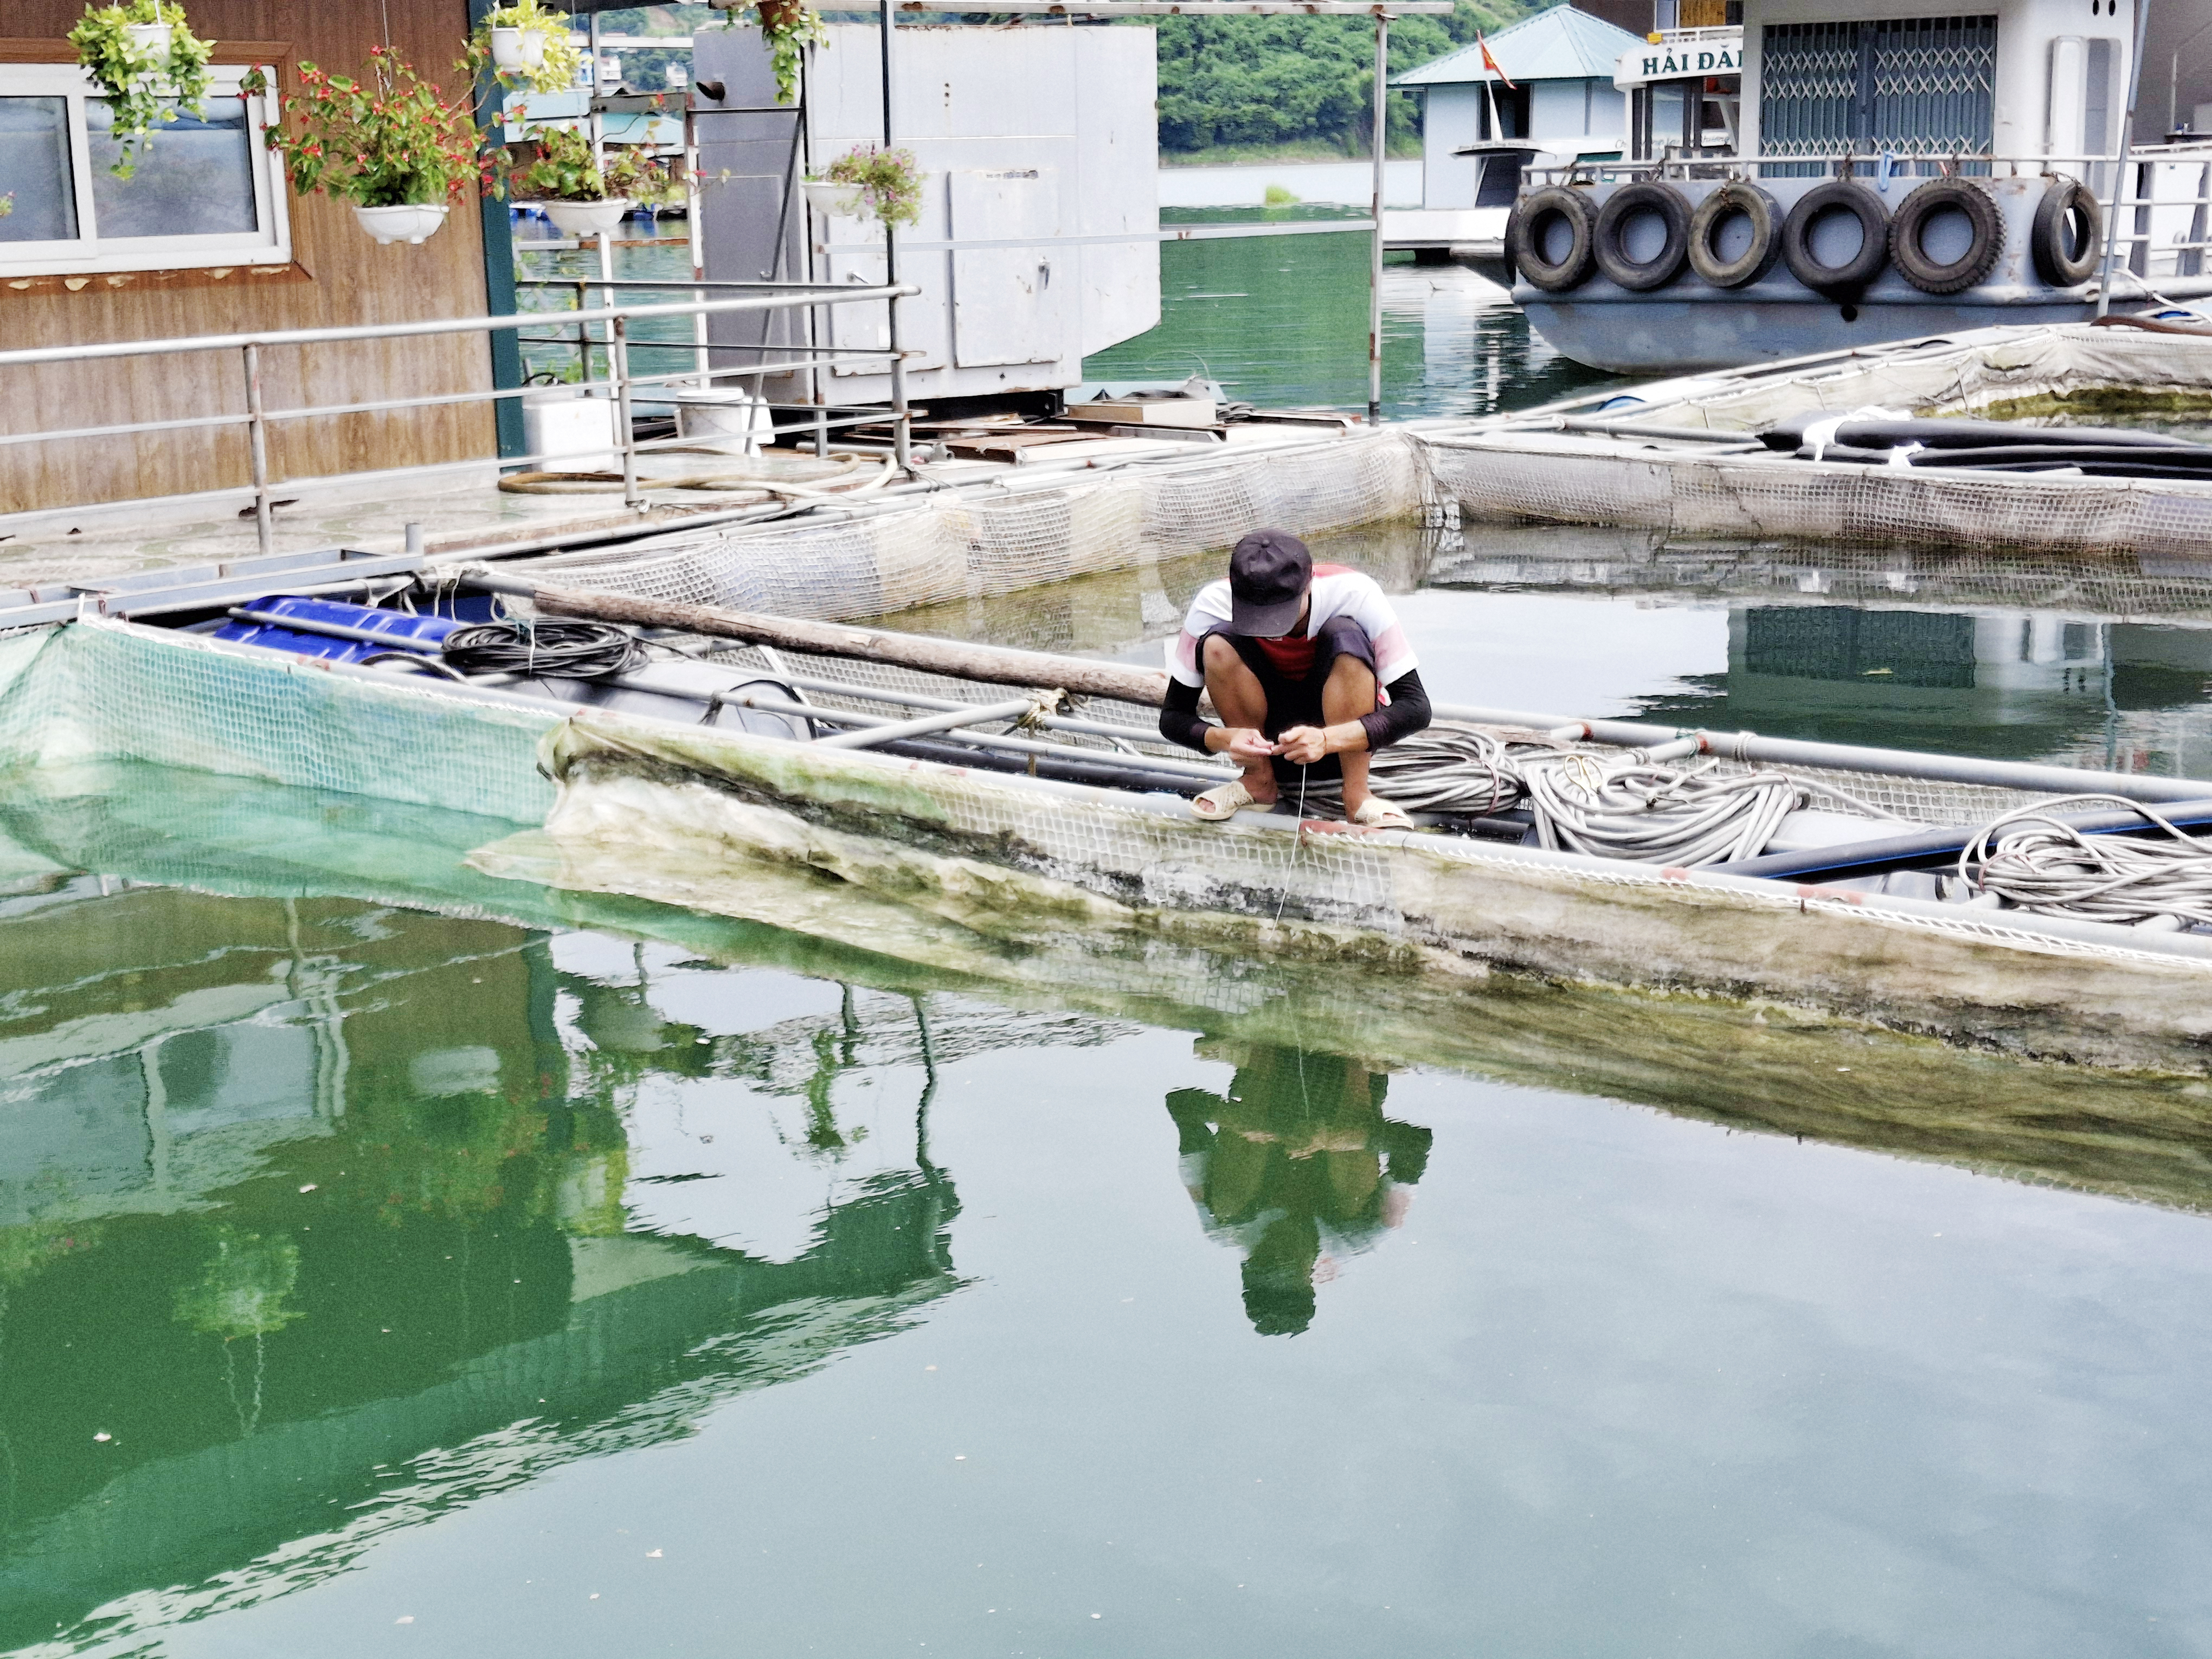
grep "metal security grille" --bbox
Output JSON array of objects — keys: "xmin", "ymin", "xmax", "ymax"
[{"xmin": 1761, "ymin": 14, "xmax": 1995, "ymax": 169}]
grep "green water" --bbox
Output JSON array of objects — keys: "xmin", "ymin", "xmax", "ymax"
[
  {"xmin": 7, "ymin": 216, "xmax": 2212, "ymax": 1657},
  {"xmin": 1085, "ymin": 210, "xmax": 1626, "ymax": 419},
  {"xmin": 7, "ymin": 763, "xmax": 2212, "ymax": 1657}
]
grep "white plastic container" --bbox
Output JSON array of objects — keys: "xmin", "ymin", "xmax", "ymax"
[
  {"xmin": 352, "ymin": 203, "xmax": 450, "ymax": 246},
  {"xmin": 490, "ymin": 25, "xmax": 547, "ymax": 70},
  {"xmin": 672, "ymin": 388, "xmax": 768, "ymax": 456},
  {"xmin": 521, "ymin": 385, "xmax": 621, "ymax": 472},
  {"xmin": 801, "ymin": 179, "xmax": 867, "ymax": 220},
  {"xmin": 541, "ymin": 197, "xmax": 631, "ymax": 239},
  {"xmin": 123, "ymin": 22, "xmax": 172, "ymax": 60}
]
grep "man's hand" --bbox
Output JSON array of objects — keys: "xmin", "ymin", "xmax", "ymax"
[
  {"xmin": 1275, "ymin": 724, "xmax": 1332, "ymax": 765},
  {"xmin": 1223, "ymin": 726, "xmax": 1277, "ymax": 763}
]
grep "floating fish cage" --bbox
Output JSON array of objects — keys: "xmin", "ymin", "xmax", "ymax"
[
  {"xmin": 1418, "ymin": 320, "xmax": 2212, "ymax": 558},
  {"xmin": 13, "ymin": 336, "xmax": 2212, "ymax": 1072}
]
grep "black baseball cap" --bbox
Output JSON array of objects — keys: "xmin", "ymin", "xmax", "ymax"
[{"xmin": 1229, "ymin": 530, "xmax": 1312, "ymax": 638}]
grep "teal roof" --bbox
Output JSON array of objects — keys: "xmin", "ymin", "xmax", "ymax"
[{"xmin": 1393, "ymin": 4, "xmax": 1644, "ymax": 86}]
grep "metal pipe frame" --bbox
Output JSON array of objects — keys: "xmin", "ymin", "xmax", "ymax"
[
  {"xmin": 814, "ymin": 695, "xmax": 1043, "ymax": 749},
  {"xmin": 0, "ymin": 286, "xmax": 917, "ymax": 371},
  {"xmin": 1, "ymin": 285, "xmax": 920, "ymax": 549}
]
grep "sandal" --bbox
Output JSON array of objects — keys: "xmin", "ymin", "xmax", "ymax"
[
  {"xmin": 1192, "ymin": 781, "xmax": 1262, "ymax": 821},
  {"xmin": 1351, "ymin": 796, "xmax": 1414, "ymax": 830}
]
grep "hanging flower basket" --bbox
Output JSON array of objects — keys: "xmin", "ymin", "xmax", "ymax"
[
  {"xmin": 466, "ymin": 0, "xmax": 586, "ymax": 95},
  {"xmin": 724, "ymin": 0, "xmax": 827, "ymax": 107},
  {"xmin": 68, "ymin": 0, "xmax": 214, "ymax": 179},
  {"xmin": 511, "ymin": 126, "xmax": 668, "ymax": 240},
  {"xmin": 815, "ymin": 145, "xmax": 924, "ymax": 228},
  {"xmin": 246, "ymin": 49, "xmax": 507, "ymax": 247}
]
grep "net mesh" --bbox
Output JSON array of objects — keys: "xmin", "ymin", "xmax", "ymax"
[
  {"xmin": 5, "ymin": 620, "xmax": 2210, "ymax": 1064},
  {"xmin": 521, "ymin": 432, "xmax": 1426, "ymax": 624},
  {"xmin": 1415, "ymin": 326, "xmax": 2212, "ymax": 558}
]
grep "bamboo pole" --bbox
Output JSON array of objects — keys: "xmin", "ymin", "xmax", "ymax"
[{"xmin": 466, "ymin": 570, "xmax": 1175, "ymax": 705}]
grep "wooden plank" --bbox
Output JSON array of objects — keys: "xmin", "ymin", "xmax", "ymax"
[{"xmin": 498, "ymin": 578, "xmax": 1176, "ymax": 708}]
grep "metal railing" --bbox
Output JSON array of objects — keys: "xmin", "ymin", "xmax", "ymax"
[{"xmin": 0, "ymin": 285, "xmax": 917, "ymax": 556}]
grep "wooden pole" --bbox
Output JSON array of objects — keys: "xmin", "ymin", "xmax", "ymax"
[{"xmin": 471, "ymin": 571, "xmax": 1175, "ymax": 705}]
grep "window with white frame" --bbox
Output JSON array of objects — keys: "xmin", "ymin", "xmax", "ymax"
[{"xmin": 0, "ymin": 61, "xmax": 291, "ymax": 277}]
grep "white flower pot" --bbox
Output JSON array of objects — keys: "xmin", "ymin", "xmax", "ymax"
[
  {"xmin": 802, "ymin": 179, "xmax": 868, "ymax": 220},
  {"xmin": 541, "ymin": 197, "xmax": 631, "ymax": 238},
  {"xmin": 490, "ymin": 26, "xmax": 548, "ymax": 71},
  {"xmin": 352, "ymin": 202, "xmax": 451, "ymax": 246},
  {"xmin": 124, "ymin": 22, "xmax": 173, "ymax": 60}
]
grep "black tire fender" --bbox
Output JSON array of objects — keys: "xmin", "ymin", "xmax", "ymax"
[
  {"xmin": 1781, "ymin": 181, "xmax": 1891, "ymax": 297},
  {"xmin": 1592, "ymin": 182, "xmax": 1693, "ymax": 291},
  {"xmin": 2031, "ymin": 175, "xmax": 2103, "ymax": 286},
  {"xmin": 1687, "ymin": 181, "xmax": 1783, "ymax": 289},
  {"xmin": 1888, "ymin": 176, "xmax": 2003, "ymax": 295},
  {"xmin": 1510, "ymin": 186, "xmax": 1599, "ymax": 292}
]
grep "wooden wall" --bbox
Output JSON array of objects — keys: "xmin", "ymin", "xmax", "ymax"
[{"xmin": 0, "ymin": 0, "xmax": 499, "ymax": 518}]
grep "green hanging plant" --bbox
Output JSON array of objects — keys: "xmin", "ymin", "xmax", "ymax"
[
  {"xmin": 722, "ymin": 0, "xmax": 827, "ymax": 107},
  {"xmin": 822, "ymin": 144, "xmax": 923, "ymax": 228},
  {"xmin": 462, "ymin": 0, "xmax": 589, "ymax": 98},
  {"xmin": 67, "ymin": 0, "xmax": 215, "ymax": 180}
]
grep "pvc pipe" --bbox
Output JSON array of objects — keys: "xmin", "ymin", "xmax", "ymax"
[{"xmin": 814, "ymin": 696, "xmax": 1046, "ymax": 750}]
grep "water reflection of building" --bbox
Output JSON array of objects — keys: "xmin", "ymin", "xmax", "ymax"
[
  {"xmin": 0, "ymin": 885, "xmax": 1000, "ymax": 1651},
  {"xmin": 1166, "ymin": 1044, "xmax": 1433, "ymax": 1338}
]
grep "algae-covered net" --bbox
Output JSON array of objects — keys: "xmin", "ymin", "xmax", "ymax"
[
  {"xmin": 515, "ymin": 430, "xmax": 1427, "ymax": 622},
  {"xmin": 1414, "ymin": 325, "xmax": 2212, "ymax": 558}
]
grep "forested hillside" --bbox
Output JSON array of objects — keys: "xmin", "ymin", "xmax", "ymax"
[
  {"xmin": 590, "ymin": 2, "xmax": 1549, "ymax": 160},
  {"xmin": 1155, "ymin": 0, "xmax": 1543, "ymax": 157}
]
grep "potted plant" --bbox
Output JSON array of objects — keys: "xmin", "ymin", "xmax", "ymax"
[
  {"xmin": 67, "ymin": 0, "xmax": 215, "ymax": 179},
  {"xmin": 464, "ymin": 0, "xmax": 587, "ymax": 96},
  {"xmin": 512, "ymin": 125, "xmax": 636, "ymax": 238},
  {"xmin": 247, "ymin": 49, "xmax": 501, "ymax": 246},
  {"xmin": 805, "ymin": 144, "xmax": 923, "ymax": 229},
  {"xmin": 722, "ymin": 0, "xmax": 827, "ymax": 107}
]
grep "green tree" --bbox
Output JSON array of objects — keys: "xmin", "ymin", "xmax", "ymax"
[{"xmin": 1155, "ymin": 0, "xmax": 1540, "ymax": 156}]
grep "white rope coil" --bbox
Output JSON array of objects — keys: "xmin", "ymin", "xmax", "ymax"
[
  {"xmin": 1963, "ymin": 795, "xmax": 2212, "ymax": 929},
  {"xmin": 1293, "ymin": 722, "xmax": 1905, "ymax": 866}
]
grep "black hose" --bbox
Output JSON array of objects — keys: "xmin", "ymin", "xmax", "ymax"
[{"xmin": 440, "ymin": 619, "xmax": 644, "ymax": 680}]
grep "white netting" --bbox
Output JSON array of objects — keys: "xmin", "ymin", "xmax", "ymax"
[
  {"xmin": 1415, "ymin": 325, "xmax": 2212, "ymax": 558},
  {"xmin": 518, "ymin": 432, "xmax": 1426, "ymax": 624},
  {"xmin": 0, "ymin": 621, "xmax": 559, "ymax": 824},
  {"xmin": 1426, "ymin": 525, "xmax": 2212, "ymax": 619}
]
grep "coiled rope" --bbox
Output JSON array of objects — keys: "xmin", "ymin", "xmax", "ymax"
[
  {"xmin": 1294, "ymin": 723, "xmax": 1904, "ymax": 866},
  {"xmin": 1962, "ymin": 795, "xmax": 2212, "ymax": 929},
  {"xmin": 441, "ymin": 619, "xmax": 644, "ymax": 680}
]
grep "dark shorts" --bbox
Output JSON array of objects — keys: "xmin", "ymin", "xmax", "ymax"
[{"xmin": 1207, "ymin": 616, "xmax": 1378, "ymax": 784}]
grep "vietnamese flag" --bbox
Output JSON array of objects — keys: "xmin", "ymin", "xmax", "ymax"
[{"xmin": 1478, "ymin": 31, "xmax": 1517, "ymax": 89}]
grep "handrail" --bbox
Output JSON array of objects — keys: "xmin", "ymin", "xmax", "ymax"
[
  {"xmin": 1, "ymin": 285, "xmax": 922, "ymax": 552},
  {"xmin": 0, "ymin": 286, "xmax": 915, "ymax": 371}
]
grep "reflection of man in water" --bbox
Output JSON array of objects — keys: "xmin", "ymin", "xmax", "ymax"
[{"xmin": 1165, "ymin": 1045, "xmax": 1432, "ymax": 1336}]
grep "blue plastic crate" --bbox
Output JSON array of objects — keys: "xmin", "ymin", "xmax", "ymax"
[{"xmin": 214, "ymin": 596, "xmax": 462, "ymax": 665}]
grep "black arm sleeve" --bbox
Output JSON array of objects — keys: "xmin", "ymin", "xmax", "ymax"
[
  {"xmin": 1356, "ymin": 668, "xmax": 1431, "ymax": 753},
  {"xmin": 1160, "ymin": 678, "xmax": 1212, "ymax": 753}
]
